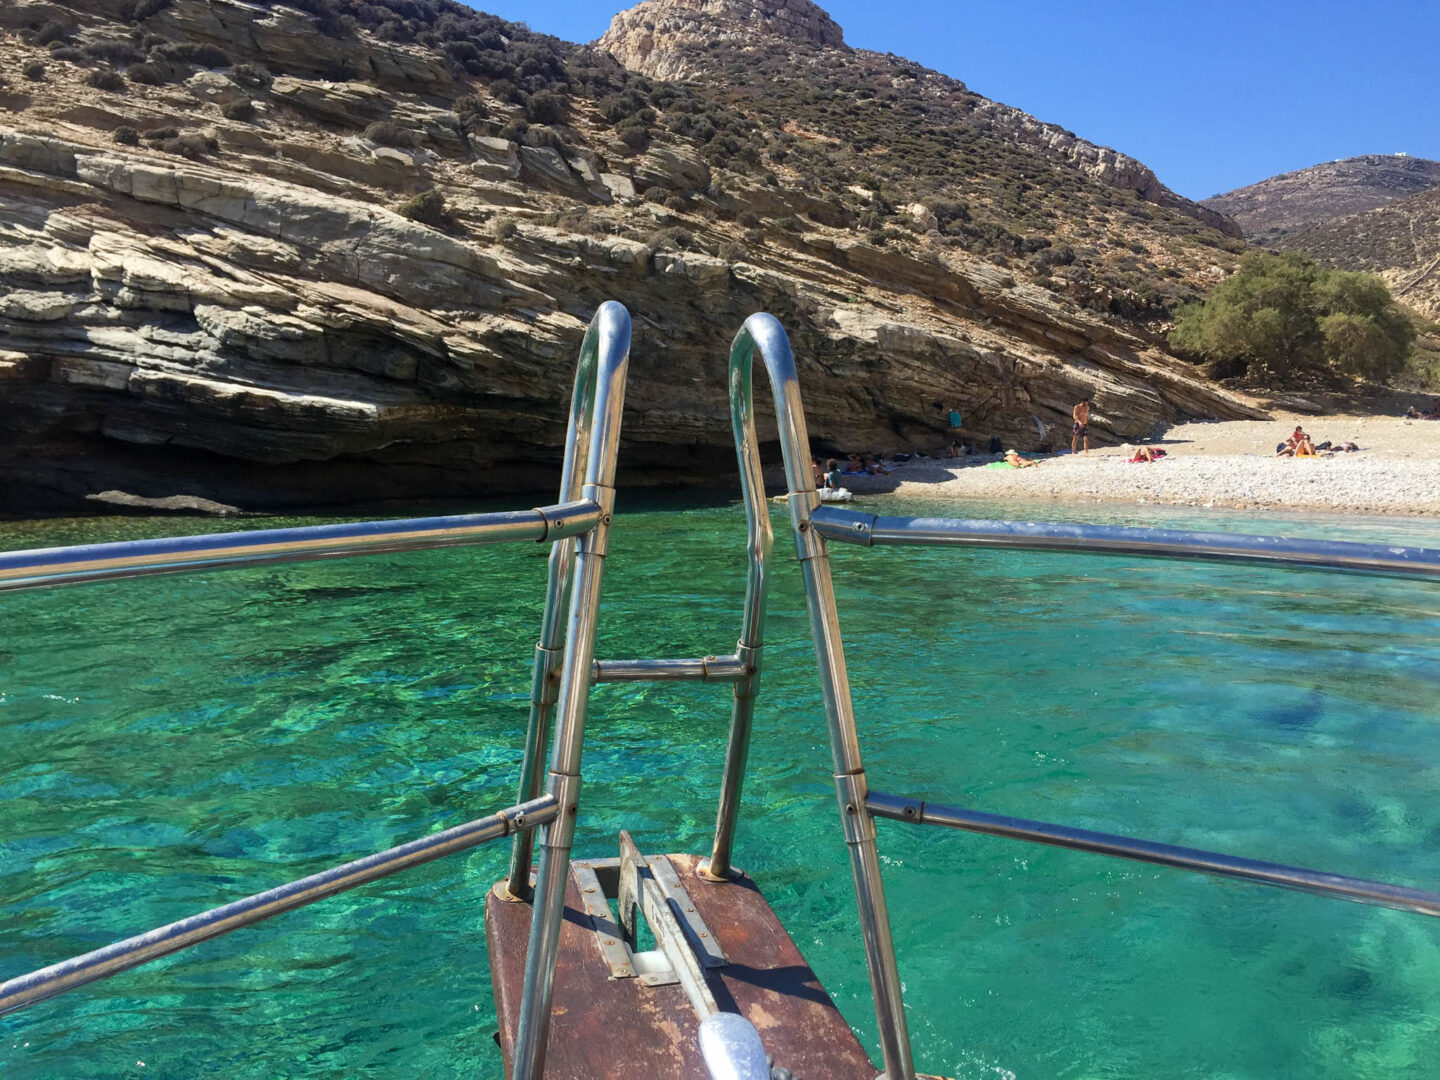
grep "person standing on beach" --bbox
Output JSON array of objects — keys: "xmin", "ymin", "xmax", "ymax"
[{"xmin": 1071, "ymin": 397, "xmax": 1091, "ymax": 456}]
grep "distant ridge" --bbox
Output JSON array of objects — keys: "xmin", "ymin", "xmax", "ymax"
[
  {"xmin": 1281, "ymin": 185, "xmax": 1440, "ymax": 320},
  {"xmin": 1204, "ymin": 154, "xmax": 1440, "ymax": 246}
]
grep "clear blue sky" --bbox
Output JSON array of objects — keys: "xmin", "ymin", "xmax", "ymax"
[{"xmin": 471, "ymin": 0, "xmax": 1440, "ymax": 201}]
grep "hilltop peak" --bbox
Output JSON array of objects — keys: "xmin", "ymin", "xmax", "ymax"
[{"xmin": 599, "ymin": 0, "xmax": 845, "ymax": 79}]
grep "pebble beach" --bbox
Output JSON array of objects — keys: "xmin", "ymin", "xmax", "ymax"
[{"xmin": 843, "ymin": 413, "xmax": 1440, "ymax": 517}]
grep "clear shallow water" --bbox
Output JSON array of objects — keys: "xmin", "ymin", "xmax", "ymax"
[{"xmin": 2, "ymin": 495, "xmax": 1439, "ymax": 1080}]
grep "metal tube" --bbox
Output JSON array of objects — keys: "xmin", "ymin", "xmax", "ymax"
[
  {"xmin": 810, "ymin": 507, "xmax": 1440, "ymax": 579},
  {"xmin": 592, "ymin": 655, "xmax": 748, "ymax": 683},
  {"xmin": 512, "ymin": 301, "xmax": 631, "ymax": 1080},
  {"xmin": 0, "ymin": 501, "xmax": 601, "ymax": 593},
  {"xmin": 725, "ymin": 314, "xmax": 916, "ymax": 1079},
  {"xmin": 0, "ymin": 795, "xmax": 558, "ymax": 1017},
  {"xmin": 866, "ymin": 791, "xmax": 1440, "ymax": 917},
  {"xmin": 505, "ymin": 303, "xmax": 618, "ymax": 901},
  {"xmin": 704, "ymin": 317, "xmax": 777, "ymax": 882}
]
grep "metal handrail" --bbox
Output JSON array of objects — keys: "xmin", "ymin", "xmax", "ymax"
[
  {"xmin": 0, "ymin": 795, "xmax": 559, "ymax": 1017},
  {"xmin": 726, "ymin": 313, "xmax": 915, "ymax": 1079},
  {"xmin": 510, "ymin": 302, "xmax": 632, "ymax": 1080},
  {"xmin": 812, "ymin": 506, "xmax": 1440, "ymax": 578},
  {"xmin": 505, "ymin": 300, "xmax": 631, "ymax": 900},
  {"xmin": 0, "ymin": 501, "xmax": 601, "ymax": 592},
  {"xmin": 2, "ymin": 301, "xmax": 636, "ymax": 1074},
  {"xmin": 729, "ymin": 310, "xmax": 1440, "ymax": 1080},
  {"xmin": 866, "ymin": 792, "xmax": 1440, "ymax": 917}
]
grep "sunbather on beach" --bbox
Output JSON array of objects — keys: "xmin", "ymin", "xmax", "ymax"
[
  {"xmin": 1275, "ymin": 425, "xmax": 1307, "ymax": 456},
  {"xmin": 1129, "ymin": 445, "xmax": 1166, "ymax": 463},
  {"xmin": 1003, "ymin": 448, "xmax": 1039, "ymax": 469}
]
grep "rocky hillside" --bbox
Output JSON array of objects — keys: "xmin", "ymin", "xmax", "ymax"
[
  {"xmin": 599, "ymin": 0, "xmax": 1240, "ymax": 242},
  {"xmin": 1204, "ymin": 154, "xmax": 1440, "ymax": 247},
  {"xmin": 0, "ymin": 0, "xmax": 1260, "ymax": 515},
  {"xmin": 1279, "ymin": 185, "xmax": 1440, "ymax": 320}
]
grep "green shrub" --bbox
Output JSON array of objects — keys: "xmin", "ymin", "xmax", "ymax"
[
  {"xmin": 121, "ymin": 0, "xmax": 173, "ymax": 20},
  {"xmin": 87, "ymin": 69, "xmax": 128, "ymax": 93},
  {"xmin": 521, "ymin": 125, "xmax": 565, "ymax": 150},
  {"xmin": 113, "ymin": 126, "xmax": 140, "ymax": 145},
  {"xmin": 454, "ymin": 93, "xmax": 488, "ymax": 130},
  {"xmin": 642, "ymin": 186, "xmax": 668, "ymax": 204},
  {"xmin": 1170, "ymin": 252, "xmax": 1414, "ymax": 384},
  {"xmin": 495, "ymin": 218, "xmax": 518, "ymax": 240},
  {"xmin": 398, "ymin": 188, "xmax": 452, "ymax": 229},
  {"xmin": 221, "ymin": 100, "xmax": 256, "ymax": 122},
  {"xmin": 34, "ymin": 21, "xmax": 74, "ymax": 46},
  {"xmin": 141, "ymin": 124, "xmax": 179, "ymax": 142},
  {"xmin": 127, "ymin": 63, "xmax": 164, "ymax": 85},
  {"xmin": 525, "ymin": 90, "xmax": 564, "ymax": 124},
  {"xmin": 162, "ymin": 132, "xmax": 214, "ymax": 158},
  {"xmin": 229, "ymin": 63, "xmax": 272, "ymax": 90},
  {"xmin": 664, "ymin": 194, "xmax": 688, "ymax": 212},
  {"xmin": 22, "ymin": 62, "xmax": 46, "ymax": 82},
  {"xmin": 615, "ymin": 115, "xmax": 649, "ymax": 149}
]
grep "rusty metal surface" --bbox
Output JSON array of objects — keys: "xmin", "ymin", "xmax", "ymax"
[{"xmin": 487, "ymin": 853, "xmax": 880, "ymax": 1079}]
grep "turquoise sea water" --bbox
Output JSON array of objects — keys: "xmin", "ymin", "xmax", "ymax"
[{"xmin": 3, "ymin": 496, "xmax": 1439, "ymax": 1080}]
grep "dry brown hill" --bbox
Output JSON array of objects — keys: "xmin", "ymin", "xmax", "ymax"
[
  {"xmin": 1281, "ymin": 185, "xmax": 1440, "ymax": 320},
  {"xmin": 0, "ymin": 0, "xmax": 1259, "ymax": 514},
  {"xmin": 1204, "ymin": 154, "xmax": 1440, "ymax": 247}
]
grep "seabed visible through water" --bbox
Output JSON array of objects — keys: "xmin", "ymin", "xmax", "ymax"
[{"xmin": 3, "ymin": 495, "xmax": 1439, "ymax": 1079}]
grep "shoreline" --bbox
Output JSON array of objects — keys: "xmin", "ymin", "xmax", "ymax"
[{"xmin": 838, "ymin": 412, "xmax": 1440, "ymax": 518}]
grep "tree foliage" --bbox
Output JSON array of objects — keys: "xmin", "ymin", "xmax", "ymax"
[{"xmin": 1170, "ymin": 252, "xmax": 1415, "ymax": 383}]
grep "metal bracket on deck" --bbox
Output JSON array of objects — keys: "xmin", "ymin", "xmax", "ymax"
[{"xmin": 572, "ymin": 833, "xmax": 729, "ymax": 1018}]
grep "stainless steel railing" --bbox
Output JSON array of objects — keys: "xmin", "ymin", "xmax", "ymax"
[
  {"xmin": 0, "ymin": 301, "xmax": 634, "ymax": 1072},
  {"xmin": 0, "ymin": 502, "xmax": 601, "ymax": 592},
  {"xmin": 0, "ymin": 795, "xmax": 558, "ymax": 1016},
  {"xmin": 810, "ymin": 507, "xmax": 1440, "ymax": 577},
  {"xmin": 729, "ymin": 311, "xmax": 1440, "ymax": 1080}
]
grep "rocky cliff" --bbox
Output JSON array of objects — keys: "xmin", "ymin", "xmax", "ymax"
[
  {"xmin": 600, "ymin": 0, "xmax": 844, "ymax": 77},
  {"xmin": 598, "ymin": 0, "xmax": 1240, "ymax": 238},
  {"xmin": 1204, "ymin": 154, "xmax": 1440, "ymax": 247},
  {"xmin": 0, "ymin": 0, "xmax": 1261, "ymax": 514}
]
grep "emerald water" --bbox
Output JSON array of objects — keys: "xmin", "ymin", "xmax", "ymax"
[{"xmin": 3, "ymin": 496, "xmax": 1439, "ymax": 1079}]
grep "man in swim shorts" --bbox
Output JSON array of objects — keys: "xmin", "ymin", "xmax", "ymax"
[{"xmin": 1071, "ymin": 396, "xmax": 1091, "ymax": 455}]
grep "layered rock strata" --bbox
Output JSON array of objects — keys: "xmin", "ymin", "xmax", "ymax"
[
  {"xmin": 0, "ymin": 124, "xmax": 1259, "ymax": 513},
  {"xmin": 0, "ymin": 0, "xmax": 1262, "ymax": 513}
]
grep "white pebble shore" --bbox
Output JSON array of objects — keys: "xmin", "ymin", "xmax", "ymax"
[{"xmin": 841, "ymin": 414, "xmax": 1440, "ymax": 517}]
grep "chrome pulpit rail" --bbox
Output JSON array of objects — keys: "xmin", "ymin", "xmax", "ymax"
[
  {"xmin": 0, "ymin": 795, "xmax": 560, "ymax": 1017},
  {"xmin": 866, "ymin": 792, "xmax": 1440, "ymax": 916},
  {"xmin": 0, "ymin": 500, "xmax": 602, "ymax": 592},
  {"xmin": 0, "ymin": 300, "xmax": 636, "ymax": 1076},
  {"xmin": 732, "ymin": 311, "xmax": 1440, "ymax": 1080},
  {"xmin": 810, "ymin": 506, "xmax": 1440, "ymax": 578}
]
